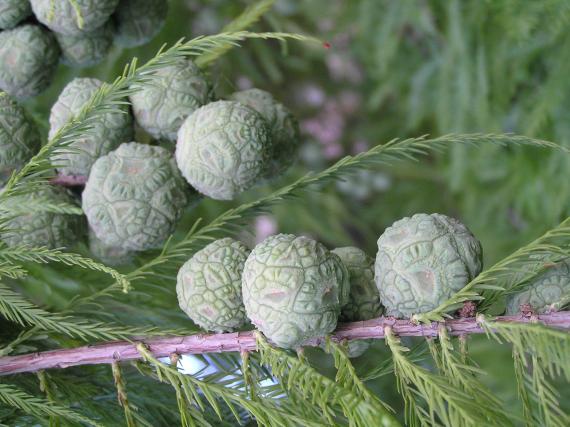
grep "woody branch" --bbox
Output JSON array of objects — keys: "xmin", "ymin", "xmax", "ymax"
[{"xmin": 1, "ymin": 311, "xmax": 569, "ymax": 376}]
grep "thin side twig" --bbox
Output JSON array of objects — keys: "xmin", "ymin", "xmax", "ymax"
[
  {"xmin": 1, "ymin": 311, "xmax": 569, "ymax": 376},
  {"xmin": 49, "ymin": 175, "xmax": 87, "ymax": 187}
]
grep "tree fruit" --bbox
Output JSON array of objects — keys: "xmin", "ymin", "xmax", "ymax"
[
  {"xmin": 333, "ymin": 246, "xmax": 383, "ymax": 321},
  {"xmin": 0, "ymin": 0, "xmax": 32, "ymax": 30},
  {"xmin": 88, "ymin": 228, "xmax": 133, "ymax": 266},
  {"xmin": 177, "ymin": 238, "xmax": 250, "ymax": 332},
  {"xmin": 0, "ymin": 92, "xmax": 41, "ymax": 186},
  {"xmin": 113, "ymin": 0, "xmax": 168, "ymax": 48},
  {"xmin": 82, "ymin": 142, "xmax": 194, "ymax": 251},
  {"xmin": 506, "ymin": 259, "xmax": 570, "ymax": 314},
  {"xmin": 129, "ymin": 58, "xmax": 209, "ymax": 141},
  {"xmin": 230, "ymin": 89, "xmax": 300, "ymax": 178},
  {"xmin": 176, "ymin": 100, "xmax": 270, "ymax": 200},
  {"xmin": 55, "ymin": 22, "xmax": 113, "ymax": 68},
  {"xmin": 242, "ymin": 234, "xmax": 348, "ymax": 349},
  {"xmin": 375, "ymin": 213, "xmax": 482, "ymax": 317},
  {"xmin": 0, "ymin": 25, "xmax": 60, "ymax": 99},
  {"xmin": 332, "ymin": 246, "xmax": 382, "ymax": 357},
  {"xmin": 2, "ymin": 186, "xmax": 82, "ymax": 249},
  {"xmin": 49, "ymin": 77, "xmax": 133, "ymax": 177},
  {"xmin": 31, "ymin": 0, "xmax": 119, "ymax": 36}
]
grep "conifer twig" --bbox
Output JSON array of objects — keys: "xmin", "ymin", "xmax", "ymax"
[
  {"xmin": 112, "ymin": 362, "xmax": 137, "ymax": 427},
  {"xmin": 196, "ymin": 0, "xmax": 277, "ymax": 67},
  {"xmin": 49, "ymin": 175, "xmax": 88, "ymax": 187},
  {"xmin": 0, "ymin": 311, "xmax": 569, "ymax": 376}
]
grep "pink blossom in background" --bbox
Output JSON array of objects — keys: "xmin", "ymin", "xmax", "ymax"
[
  {"xmin": 301, "ymin": 117, "xmax": 343, "ymax": 146},
  {"xmin": 326, "ymin": 52, "xmax": 364, "ymax": 84},
  {"xmin": 317, "ymin": 19, "xmax": 335, "ymax": 32},
  {"xmin": 352, "ymin": 140, "xmax": 369, "ymax": 154},
  {"xmin": 255, "ymin": 216, "xmax": 278, "ymax": 244},
  {"xmin": 324, "ymin": 143, "xmax": 344, "ymax": 159},
  {"xmin": 236, "ymin": 76, "xmax": 253, "ymax": 90},
  {"xmin": 295, "ymin": 84, "xmax": 326, "ymax": 107},
  {"xmin": 293, "ymin": 29, "xmax": 365, "ymax": 165},
  {"xmin": 339, "ymin": 90, "xmax": 361, "ymax": 115},
  {"xmin": 331, "ymin": 32, "xmax": 352, "ymax": 49},
  {"xmin": 301, "ymin": 101, "xmax": 346, "ymax": 146}
]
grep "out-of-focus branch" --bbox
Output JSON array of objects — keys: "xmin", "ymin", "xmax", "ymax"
[{"xmin": 49, "ymin": 175, "xmax": 87, "ymax": 187}]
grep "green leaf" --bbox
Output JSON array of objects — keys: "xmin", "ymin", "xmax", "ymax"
[
  {"xmin": 385, "ymin": 326, "xmax": 494, "ymax": 426},
  {"xmin": 326, "ymin": 338, "xmax": 394, "ymax": 414},
  {"xmin": 137, "ymin": 343, "xmax": 325, "ymax": 427},
  {"xmin": 0, "ymin": 245, "xmax": 130, "ymax": 293},
  {"xmin": 430, "ymin": 326, "xmax": 515, "ymax": 426},
  {"xmin": 0, "ymin": 282, "xmax": 165, "ymax": 342},
  {"xmin": 196, "ymin": 0, "xmax": 278, "ymax": 67},
  {"xmin": 257, "ymin": 333, "xmax": 401, "ymax": 427},
  {"xmin": 0, "ymin": 382, "xmax": 101, "ymax": 427}
]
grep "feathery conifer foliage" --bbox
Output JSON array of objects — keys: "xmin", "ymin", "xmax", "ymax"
[{"xmin": 0, "ymin": 1, "xmax": 569, "ymax": 426}]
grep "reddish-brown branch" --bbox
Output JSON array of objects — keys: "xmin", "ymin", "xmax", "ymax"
[
  {"xmin": 49, "ymin": 174, "xmax": 87, "ymax": 187},
  {"xmin": 1, "ymin": 311, "xmax": 569, "ymax": 376}
]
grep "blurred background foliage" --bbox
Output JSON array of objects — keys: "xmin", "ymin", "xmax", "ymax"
[{"xmin": 7, "ymin": 0, "xmax": 570, "ymax": 423}]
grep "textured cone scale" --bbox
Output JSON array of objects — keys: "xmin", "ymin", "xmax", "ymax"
[
  {"xmin": 82, "ymin": 142, "xmax": 195, "ymax": 251},
  {"xmin": 230, "ymin": 88, "xmax": 300, "ymax": 178},
  {"xmin": 506, "ymin": 259, "xmax": 570, "ymax": 314},
  {"xmin": 331, "ymin": 246, "xmax": 382, "ymax": 358},
  {"xmin": 176, "ymin": 100, "xmax": 271, "ymax": 200},
  {"xmin": 333, "ymin": 246, "xmax": 383, "ymax": 322},
  {"xmin": 1, "ymin": 186, "xmax": 83, "ymax": 249},
  {"xmin": 88, "ymin": 228, "xmax": 134, "ymax": 266},
  {"xmin": 113, "ymin": 0, "xmax": 168, "ymax": 48},
  {"xmin": 56, "ymin": 22, "xmax": 113, "ymax": 68},
  {"xmin": 375, "ymin": 213, "xmax": 482, "ymax": 318},
  {"xmin": 31, "ymin": 0, "xmax": 119, "ymax": 36},
  {"xmin": 49, "ymin": 78, "xmax": 133, "ymax": 177},
  {"xmin": 0, "ymin": 92, "xmax": 41, "ymax": 186},
  {"xmin": 129, "ymin": 58, "xmax": 209, "ymax": 141},
  {"xmin": 177, "ymin": 238, "xmax": 250, "ymax": 332},
  {"xmin": 242, "ymin": 234, "xmax": 348, "ymax": 349},
  {"xmin": 0, "ymin": 25, "xmax": 60, "ymax": 99},
  {"xmin": 0, "ymin": 0, "xmax": 32, "ymax": 30}
]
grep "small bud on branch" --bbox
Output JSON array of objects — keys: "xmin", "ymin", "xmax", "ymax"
[{"xmin": 0, "ymin": 311, "xmax": 569, "ymax": 376}]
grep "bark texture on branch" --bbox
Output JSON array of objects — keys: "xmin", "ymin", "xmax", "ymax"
[
  {"xmin": 1, "ymin": 311, "xmax": 569, "ymax": 376},
  {"xmin": 49, "ymin": 174, "xmax": 87, "ymax": 187}
]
